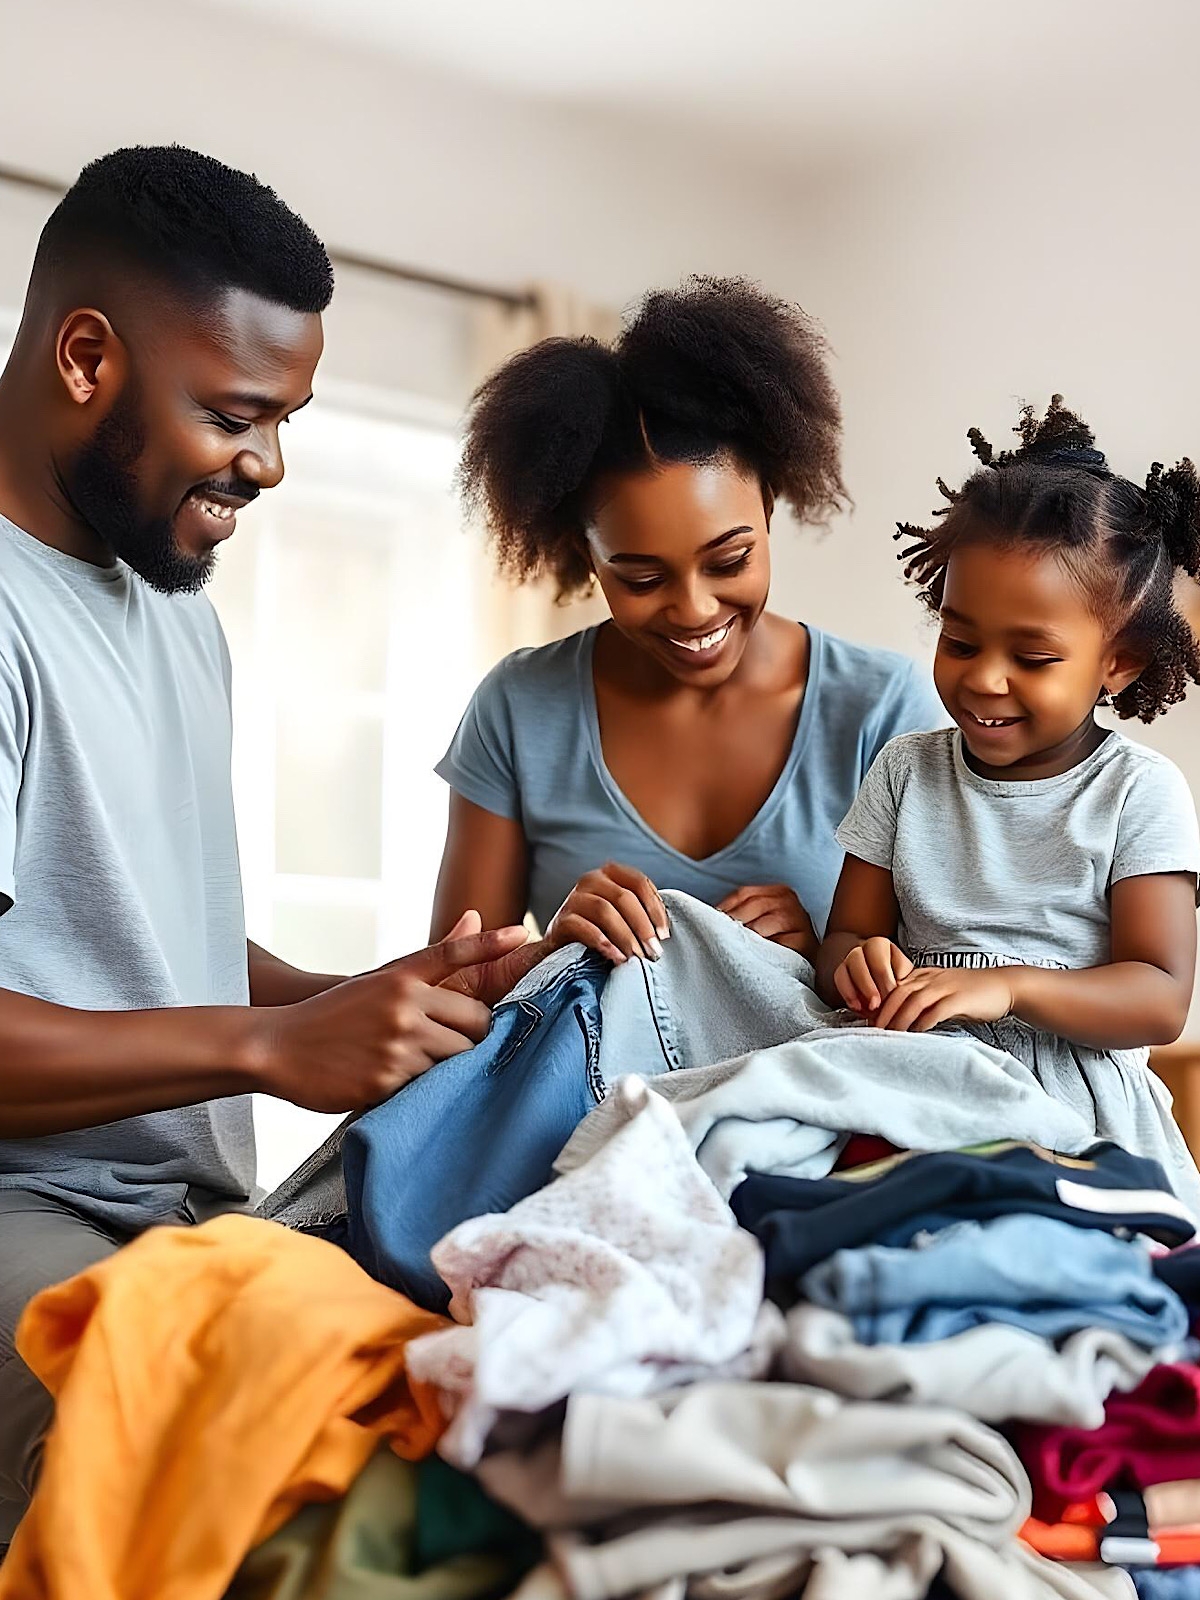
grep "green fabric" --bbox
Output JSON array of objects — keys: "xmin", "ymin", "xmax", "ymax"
[{"xmin": 224, "ymin": 1449, "xmax": 540, "ymax": 1600}]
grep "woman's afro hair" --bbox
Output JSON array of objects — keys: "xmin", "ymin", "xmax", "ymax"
[{"xmin": 460, "ymin": 275, "xmax": 847, "ymax": 599}]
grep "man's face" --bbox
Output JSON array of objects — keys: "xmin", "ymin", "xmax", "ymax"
[{"xmin": 65, "ymin": 287, "xmax": 323, "ymax": 594}]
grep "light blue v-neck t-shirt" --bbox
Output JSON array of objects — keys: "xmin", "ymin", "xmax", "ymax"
[{"xmin": 436, "ymin": 624, "xmax": 945, "ymax": 934}]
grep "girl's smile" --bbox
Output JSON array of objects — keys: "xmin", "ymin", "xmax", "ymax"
[{"xmin": 934, "ymin": 541, "xmax": 1133, "ymax": 781}]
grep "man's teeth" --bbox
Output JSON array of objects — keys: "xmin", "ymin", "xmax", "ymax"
[
  {"xmin": 670, "ymin": 622, "xmax": 732, "ymax": 653},
  {"xmin": 193, "ymin": 497, "xmax": 235, "ymax": 522}
]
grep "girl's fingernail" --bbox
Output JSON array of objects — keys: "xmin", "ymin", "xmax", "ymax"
[
  {"xmin": 646, "ymin": 937, "xmax": 664, "ymax": 960},
  {"xmin": 659, "ymin": 925, "xmax": 671, "ymax": 939}
]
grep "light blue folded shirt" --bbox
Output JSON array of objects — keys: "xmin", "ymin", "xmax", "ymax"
[
  {"xmin": 801, "ymin": 1214, "xmax": 1189, "ymax": 1348},
  {"xmin": 437, "ymin": 622, "xmax": 944, "ymax": 933}
]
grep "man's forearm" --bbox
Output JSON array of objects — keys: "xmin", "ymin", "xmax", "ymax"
[
  {"xmin": 0, "ymin": 988, "xmax": 266, "ymax": 1138},
  {"xmin": 247, "ymin": 940, "xmax": 346, "ymax": 1006}
]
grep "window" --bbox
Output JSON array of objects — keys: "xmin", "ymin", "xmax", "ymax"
[{"xmin": 208, "ymin": 392, "xmax": 492, "ymax": 1188}]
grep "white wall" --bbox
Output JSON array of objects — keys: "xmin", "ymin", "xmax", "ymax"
[{"xmin": 0, "ymin": 0, "xmax": 818, "ymax": 323}]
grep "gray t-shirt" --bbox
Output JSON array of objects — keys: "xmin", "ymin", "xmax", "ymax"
[
  {"xmin": 836, "ymin": 727, "xmax": 1200, "ymax": 971},
  {"xmin": 437, "ymin": 624, "xmax": 946, "ymax": 936},
  {"xmin": 0, "ymin": 514, "xmax": 255, "ymax": 1228}
]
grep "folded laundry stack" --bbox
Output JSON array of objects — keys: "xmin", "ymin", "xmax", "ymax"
[{"xmin": 5, "ymin": 892, "xmax": 1200, "ymax": 1600}]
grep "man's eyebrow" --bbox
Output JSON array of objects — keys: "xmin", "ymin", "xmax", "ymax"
[{"xmin": 218, "ymin": 392, "xmax": 314, "ymax": 415}]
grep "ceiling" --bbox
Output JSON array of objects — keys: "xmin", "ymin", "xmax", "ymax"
[{"xmin": 203, "ymin": 0, "xmax": 1189, "ymax": 165}]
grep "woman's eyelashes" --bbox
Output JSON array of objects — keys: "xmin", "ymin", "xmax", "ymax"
[{"xmin": 616, "ymin": 549, "xmax": 753, "ymax": 594}]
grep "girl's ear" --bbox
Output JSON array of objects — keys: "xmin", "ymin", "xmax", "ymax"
[{"xmin": 1102, "ymin": 644, "xmax": 1147, "ymax": 701}]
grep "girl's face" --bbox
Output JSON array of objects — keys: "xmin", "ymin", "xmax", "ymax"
[
  {"xmin": 585, "ymin": 458, "xmax": 772, "ymax": 686},
  {"xmin": 934, "ymin": 541, "xmax": 1137, "ymax": 778}
]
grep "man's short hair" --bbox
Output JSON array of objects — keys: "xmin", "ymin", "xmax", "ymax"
[{"xmin": 33, "ymin": 144, "xmax": 334, "ymax": 313}]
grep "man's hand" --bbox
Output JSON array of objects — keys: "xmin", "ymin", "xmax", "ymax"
[
  {"xmin": 250, "ymin": 922, "xmax": 529, "ymax": 1113},
  {"xmin": 437, "ymin": 910, "xmax": 551, "ymax": 1005},
  {"xmin": 718, "ymin": 884, "xmax": 817, "ymax": 958},
  {"xmin": 872, "ymin": 965, "xmax": 1016, "ymax": 1033},
  {"xmin": 833, "ymin": 936, "xmax": 914, "ymax": 1015}
]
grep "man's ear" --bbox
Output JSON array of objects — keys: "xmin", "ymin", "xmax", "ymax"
[{"xmin": 55, "ymin": 308, "xmax": 126, "ymax": 408}]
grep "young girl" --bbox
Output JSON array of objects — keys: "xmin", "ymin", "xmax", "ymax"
[{"xmin": 817, "ymin": 396, "xmax": 1200, "ymax": 1199}]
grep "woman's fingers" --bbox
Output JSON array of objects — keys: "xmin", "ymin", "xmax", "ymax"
[
  {"xmin": 600, "ymin": 862, "xmax": 670, "ymax": 942},
  {"xmin": 744, "ymin": 910, "xmax": 799, "ymax": 941}
]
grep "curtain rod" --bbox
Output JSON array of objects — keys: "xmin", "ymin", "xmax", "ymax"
[{"xmin": 0, "ymin": 161, "xmax": 536, "ymax": 312}]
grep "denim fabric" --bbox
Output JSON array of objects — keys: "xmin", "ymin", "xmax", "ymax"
[
  {"xmin": 342, "ymin": 948, "xmax": 609, "ymax": 1311},
  {"xmin": 260, "ymin": 892, "xmax": 816, "ymax": 1243},
  {"xmin": 1132, "ymin": 1570, "xmax": 1200, "ymax": 1600},
  {"xmin": 597, "ymin": 890, "xmax": 828, "ymax": 1084},
  {"xmin": 800, "ymin": 1214, "xmax": 1189, "ymax": 1349}
]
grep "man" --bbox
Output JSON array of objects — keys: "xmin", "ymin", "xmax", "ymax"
[{"xmin": 0, "ymin": 145, "xmax": 535, "ymax": 1540}]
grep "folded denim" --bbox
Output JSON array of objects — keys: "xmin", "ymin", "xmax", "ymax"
[{"xmin": 800, "ymin": 1216, "xmax": 1189, "ymax": 1349}]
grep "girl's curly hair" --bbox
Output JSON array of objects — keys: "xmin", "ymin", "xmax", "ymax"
[{"xmin": 897, "ymin": 395, "xmax": 1200, "ymax": 722}]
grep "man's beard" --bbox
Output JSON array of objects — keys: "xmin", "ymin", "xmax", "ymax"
[{"xmin": 66, "ymin": 389, "xmax": 216, "ymax": 596}]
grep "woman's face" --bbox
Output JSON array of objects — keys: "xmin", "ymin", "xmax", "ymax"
[{"xmin": 585, "ymin": 458, "xmax": 772, "ymax": 685}]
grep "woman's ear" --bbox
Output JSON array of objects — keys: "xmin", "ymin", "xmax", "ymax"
[{"xmin": 762, "ymin": 484, "xmax": 776, "ymax": 527}]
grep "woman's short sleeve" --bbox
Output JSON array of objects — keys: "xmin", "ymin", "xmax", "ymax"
[
  {"xmin": 835, "ymin": 736, "xmax": 912, "ymax": 871},
  {"xmin": 434, "ymin": 661, "xmax": 521, "ymax": 823},
  {"xmin": 865, "ymin": 658, "xmax": 947, "ymax": 767},
  {"xmin": 1112, "ymin": 753, "xmax": 1200, "ymax": 894}
]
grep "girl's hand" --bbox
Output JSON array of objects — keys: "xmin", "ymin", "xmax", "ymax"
[
  {"xmin": 718, "ymin": 884, "xmax": 817, "ymax": 958},
  {"xmin": 872, "ymin": 965, "xmax": 1016, "ymax": 1033},
  {"xmin": 546, "ymin": 862, "xmax": 669, "ymax": 965},
  {"xmin": 833, "ymin": 937, "xmax": 914, "ymax": 1014}
]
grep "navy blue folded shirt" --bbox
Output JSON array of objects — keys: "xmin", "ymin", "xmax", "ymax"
[{"xmin": 731, "ymin": 1140, "xmax": 1195, "ymax": 1295}]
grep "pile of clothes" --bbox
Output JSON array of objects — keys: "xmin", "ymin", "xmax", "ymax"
[{"xmin": 4, "ymin": 892, "xmax": 1200, "ymax": 1600}]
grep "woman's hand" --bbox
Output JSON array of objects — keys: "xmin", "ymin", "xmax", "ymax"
[
  {"xmin": 718, "ymin": 884, "xmax": 817, "ymax": 959},
  {"xmin": 872, "ymin": 965, "xmax": 1016, "ymax": 1033},
  {"xmin": 833, "ymin": 936, "xmax": 914, "ymax": 1014},
  {"xmin": 546, "ymin": 862, "xmax": 670, "ymax": 964}
]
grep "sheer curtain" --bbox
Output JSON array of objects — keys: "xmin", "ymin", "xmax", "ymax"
[{"xmin": 472, "ymin": 284, "xmax": 620, "ymax": 657}]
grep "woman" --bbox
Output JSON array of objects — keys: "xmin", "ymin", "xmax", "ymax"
[{"xmin": 431, "ymin": 277, "xmax": 943, "ymax": 962}]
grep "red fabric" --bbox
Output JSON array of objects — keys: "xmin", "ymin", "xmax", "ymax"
[
  {"xmin": 834, "ymin": 1135, "xmax": 901, "ymax": 1171},
  {"xmin": 1019, "ymin": 1363, "xmax": 1200, "ymax": 1521}
]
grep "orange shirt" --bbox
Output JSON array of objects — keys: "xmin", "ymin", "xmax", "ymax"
[{"xmin": 0, "ymin": 1214, "xmax": 448, "ymax": 1600}]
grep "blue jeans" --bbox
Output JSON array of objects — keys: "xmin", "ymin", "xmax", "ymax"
[{"xmin": 340, "ymin": 948, "xmax": 608, "ymax": 1312}]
